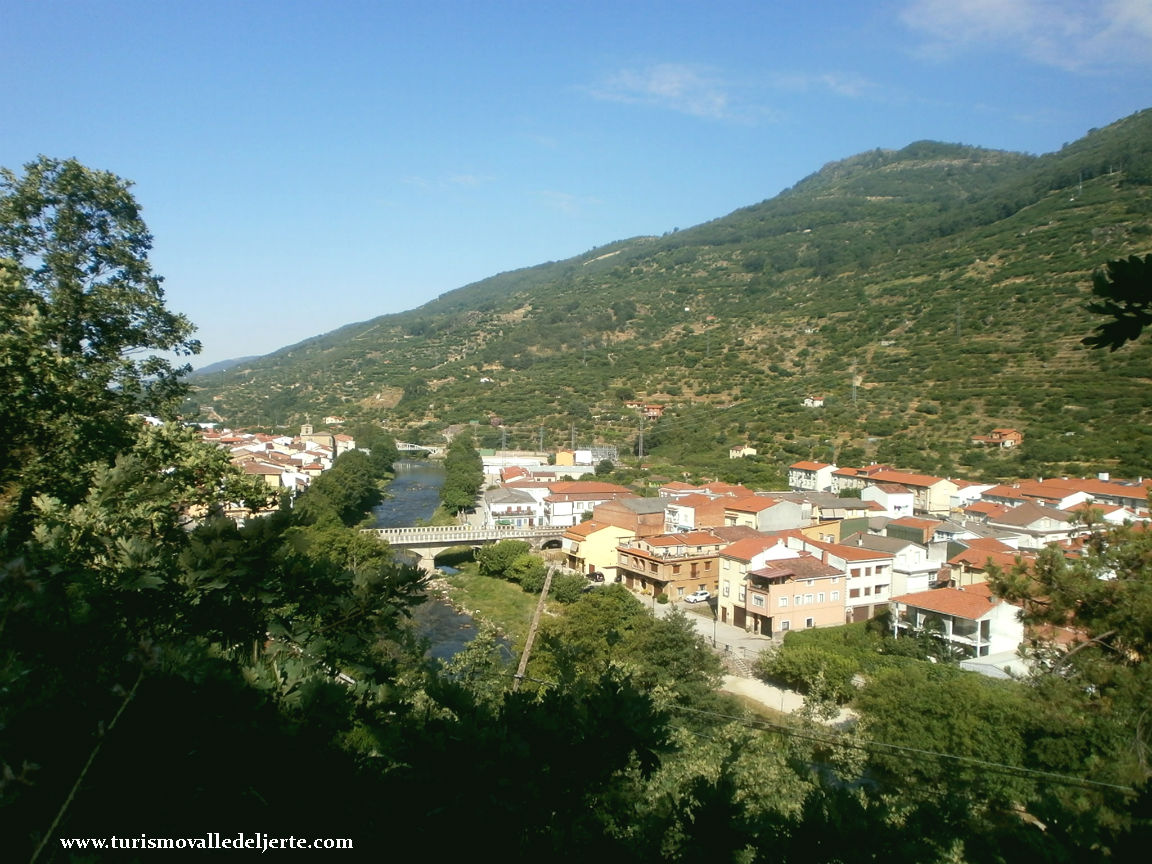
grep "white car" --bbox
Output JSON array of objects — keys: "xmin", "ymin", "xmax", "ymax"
[{"xmin": 683, "ymin": 590, "xmax": 711, "ymax": 603}]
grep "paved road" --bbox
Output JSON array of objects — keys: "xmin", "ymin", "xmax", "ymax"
[{"xmin": 652, "ymin": 596, "xmax": 856, "ymax": 725}]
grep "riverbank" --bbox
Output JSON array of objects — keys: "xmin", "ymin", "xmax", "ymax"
[{"xmin": 427, "ymin": 568, "xmax": 539, "ymax": 646}]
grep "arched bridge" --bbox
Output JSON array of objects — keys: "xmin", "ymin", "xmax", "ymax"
[
  {"xmin": 395, "ymin": 441, "xmax": 445, "ymax": 457},
  {"xmin": 366, "ymin": 524, "xmax": 566, "ymax": 571}
]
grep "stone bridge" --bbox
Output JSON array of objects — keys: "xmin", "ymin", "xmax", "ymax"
[{"xmin": 366, "ymin": 524, "xmax": 567, "ymax": 571}]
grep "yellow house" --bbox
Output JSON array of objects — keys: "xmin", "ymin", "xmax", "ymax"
[{"xmin": 562, "ymin": 520, "xmax": 634, "ymax": 578}]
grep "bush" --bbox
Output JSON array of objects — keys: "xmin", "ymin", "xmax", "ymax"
[
  {"xmin": 517, "ymin": 564, "xmax": 547, "ymax": 594},
  {"xmin": 755, "ymin": 644, "xmax": 858, "ymax": 703},
  {"xmin": 656, "ymin": 594, "xmax": 670, "ymax": 604},
  {"xmin": 549, "ymin": 573, "xmax": 586, "ymax": 604},
  {"xmin": 753, "ymin": 621, "xmax": 933, "ymax": 704}
]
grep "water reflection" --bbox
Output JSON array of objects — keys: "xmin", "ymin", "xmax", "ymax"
[{"xmin": 374, "ymin": 461, "xmax": 499, "ymax": 660}]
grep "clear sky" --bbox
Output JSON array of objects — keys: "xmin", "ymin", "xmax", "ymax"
[{"xmin": 3, "ymin": 0, "xmax": 1151, "ymax": 367}]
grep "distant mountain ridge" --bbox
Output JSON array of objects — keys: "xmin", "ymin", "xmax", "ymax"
[
  {"xmin": 193, "ymin": 356, "xmax": 261, "ymax": 376},
  {"xmin": 190, "ymin": 108, "xmax": 1152, "ymax": 481}
]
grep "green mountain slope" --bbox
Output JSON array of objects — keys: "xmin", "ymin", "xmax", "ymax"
[{"xmin": 191, "ymin": 109, "xmax": 1152, "ymax": 480}]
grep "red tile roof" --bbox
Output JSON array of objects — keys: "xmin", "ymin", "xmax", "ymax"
[
  {"xmin": 791, "ymin": 460, "xmax": 833, "ymax": 471},
  {"xmin": 891, "ymin": 587, "xmax": 1004, "ymax": 620},
  {"xmin": 721, "ymin": 536, "xmax": 789, "ymax": 561},
  {"xmin": 725, "ymin": 495, "xmax": 781, "ymax": 513}
]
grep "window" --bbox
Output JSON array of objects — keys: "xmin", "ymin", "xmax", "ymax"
[
  {"xmin": 779, "ymin": 596, "xmax": 789, "ymax": 607},
  {"xmin": 804, "ymin": 593, "xmax": 813, "ymax": 604},
  {"xmin": 723, "ymin": 559, "xmax": 731, "ymax": 570},
  {"xmin": 780, "ymin": 620, "xmax": 790, "ymax": 631},
  {"xmin": 738, "ymin": 586, "xmax": 746, "ymax": 601},
  {"xmin": 849, "ymin": 588, "xmax": 861, "ymax": 598},
  {"xmin": 831, "ymin": 591, "xmax": 839, "ymax": 601},
  {"xmin": 794, "ymin": 594, "xmax": 802, "ymax": 605},
  {"xmin": 875, "ymin": 584, "xmax": 888, "ymax": 595},
  {"xmin": 864, "ymin": 586, "xmax": 871, "ymax": 596},
  {"xmin": 805, "ymin": 618, "xmax": 814, "ymax": 628},
  {"xmin": 817, "ymin": 592, "xmax": 825, "ymax": 603},
  {"xmin": 722, "ymin": 583, "xmax": 730, "ymax": 597},
  {"xmin": 850, "ymin": 568, "xmax": 860, "ymax": 578},
  {"xmin": 831, "ymin": 576, "xmax": 838, "ymax": 584},
  {"xmin": 806, "ymin": 579, "xmax": 814, "ymax": 587},
  {"xmin": 705, "ymin": 560, "xmax": 712, "ymax": 571},
  {"xmin": 752, "ymin": 595, "xmax": 765, "ymax": 608},
  {"xmin": 677, "ymin": 586, "xmax": 685, "ymax": 597},
  {"xmin": 673, "ymin": 564, "xmax": 681, "ymax": 574}
]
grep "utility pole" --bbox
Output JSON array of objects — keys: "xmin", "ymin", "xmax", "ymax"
[
  {"xmin": 638, "ymin": 414, "xmax": 645, "ymax": 462},
  {"xmin": 513, "ymin": 566, "xmax": 556, "ymax": 691}
]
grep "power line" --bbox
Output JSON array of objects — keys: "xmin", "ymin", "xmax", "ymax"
[
  {"xmin": 668, "ymin": 705, "xmax": 1135, "ymax": 794},
  {"xmin": 433, "ymin": 665, "xmax": 1134, "ymax": 794}
]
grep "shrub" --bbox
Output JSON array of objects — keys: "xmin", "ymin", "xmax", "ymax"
[{"xmin": 549, "ymin": 573, "xmax": 586, "ymax": 604}]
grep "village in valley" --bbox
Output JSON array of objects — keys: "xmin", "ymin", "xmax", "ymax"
[{"xmin": 204, "ymin": 412, "xmax": 1151, "ymax": 682}]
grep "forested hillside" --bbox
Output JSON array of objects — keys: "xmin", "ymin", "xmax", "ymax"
[{"xmin": 193, "ymin": 108, "xmax": 1152, "ymax": 480}]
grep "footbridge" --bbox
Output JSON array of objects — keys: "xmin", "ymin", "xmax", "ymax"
[{"xmin": 366, "ymin": 524, "xmax": 566, "ymax": 571}]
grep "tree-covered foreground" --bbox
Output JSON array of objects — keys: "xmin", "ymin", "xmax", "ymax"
[{"xmin": 2, "ymin": 157, "xmax": 1151, "ymax": 862}]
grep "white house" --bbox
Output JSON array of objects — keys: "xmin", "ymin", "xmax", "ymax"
[
  {"xmin": 889, "ymin": 585, "xmax": 1023, "ymax": 658},
  {"xmin": 861, "ymin": 483, "xmax": 914, "ymax": 519},
  {"xmin": 788, "ymin": 461, "xmax": 837, "ymax": 492}
]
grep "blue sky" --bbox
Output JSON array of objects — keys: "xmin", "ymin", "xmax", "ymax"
[{"xmin": 4, "ymin": 0, "xmax": 1151, "ymax": 367}]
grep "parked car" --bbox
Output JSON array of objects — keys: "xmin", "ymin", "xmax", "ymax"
[
  {"xmin": 684, "ymin": 590, "xmax": 711, "ymax": 603},
  {"xmin": 589, "ymin": 571, "xmax": 605, "ymax": 582}
]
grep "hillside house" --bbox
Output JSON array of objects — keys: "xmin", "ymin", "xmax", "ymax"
[
  {"xmin": 481, "ymin": 486, "xmax": 541, "ymax": 527},
  {"xmin": 786, "ymin": 536, "xmax": 895, "ymax": 623},
  {"xmin": 562, "ymin": 520, "xmax": 634, "ymax": 578},
  {"xmin": 862, "ymin": 483, "xmax": 914, "ymax": 518},
  {"xmin": 842, "ymin": 532, "xmax": 939, "ymax": 595},
  {"xmin": 890, "ymin": 585, "xmax": 1023, "ymax": 658},
  {"xmin": 740, "ymin": 555, "xmax": 845, "ymax": 636},
  {"xmin": 862, "ymin": 470, "xmax": 958, "ymax": 517},
  {"xmin": 723, "ymin": 496, "xmax": 807, "ymax": 532},
  {"xmin": 616, "ymin": 530, "xmax": 727, "ymax": 600},
  {"xmin": 985, "ymin": 501, "xmax": 1082, "ymax": 549},
  {"xmin": 970, "ymin": 428, "xmax": 1023, "ymax": 448},
  {"xmin": 788, "ymin": 461, "xmax": 837, "ymax": 492},
  {"xmin": 664, "ymin": 493, "xmax": 733, "ymax": 532},
  {"xmin": 717, "ymin": 536, "xmax": 847, "ymax": 635},
  {"xmin": 593, "ymin": 497, "xmax": 667, "ymax": 538}
]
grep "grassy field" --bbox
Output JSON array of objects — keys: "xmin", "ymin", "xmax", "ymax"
[{"xmin": 440, "ymin": 564, "xmax": 541, "ymax": 646}]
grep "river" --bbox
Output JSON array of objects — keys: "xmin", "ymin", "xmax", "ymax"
[{"xmin": 372, "ymin": 460, "xmax": 486, "ymax": 661}]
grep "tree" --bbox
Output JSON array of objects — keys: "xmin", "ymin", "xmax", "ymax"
[
  {"xmin": 0, "ymin": 157, "xmax": 199, "ymax": 533},
  {"xmin": 1082, "ymin": 253, "xmax": 1152, "ymax": 350},
  {"xmin": 440, "ymin": 428, "xmax": 482, "ymax": 512}
]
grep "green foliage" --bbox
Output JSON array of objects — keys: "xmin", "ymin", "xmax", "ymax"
[
  {"xmin": 293, "ymin": 448, "xmax": 386, "ymax": 527},
  {"xmin": 439, "ymin": 428, "xmax": 482, "ymax": 512},
  {"xmin": 1082, "ymin": 253, "xmax": 1152, "ymax": 350},
  {"xmin": 529, "ymin": 585, "xmax": 724, "ymax": 709},
  {"xmin": 549, "ymin": 572, "xmax": 588, "ymax": 604},
  {"xmin": 0, "ymin": 157, "xmax": 200, "ymax": 535},
  {"xmin": 474, "ymin": 538, "xmax": 532, "ymax": 577},
  {"xmin": 754, "ymin": 621, "xmax": 940, "ymax": 704}
]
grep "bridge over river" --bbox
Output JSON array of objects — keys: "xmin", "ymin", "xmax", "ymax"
[{"xmin": 366, "ymin": 524, "xmax": 566, "ymax": 571}]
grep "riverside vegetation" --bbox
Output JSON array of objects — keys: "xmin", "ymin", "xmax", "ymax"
[{"xmin": 3, "ymin": 144, "xmax": 1152, "ymax": 861}]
